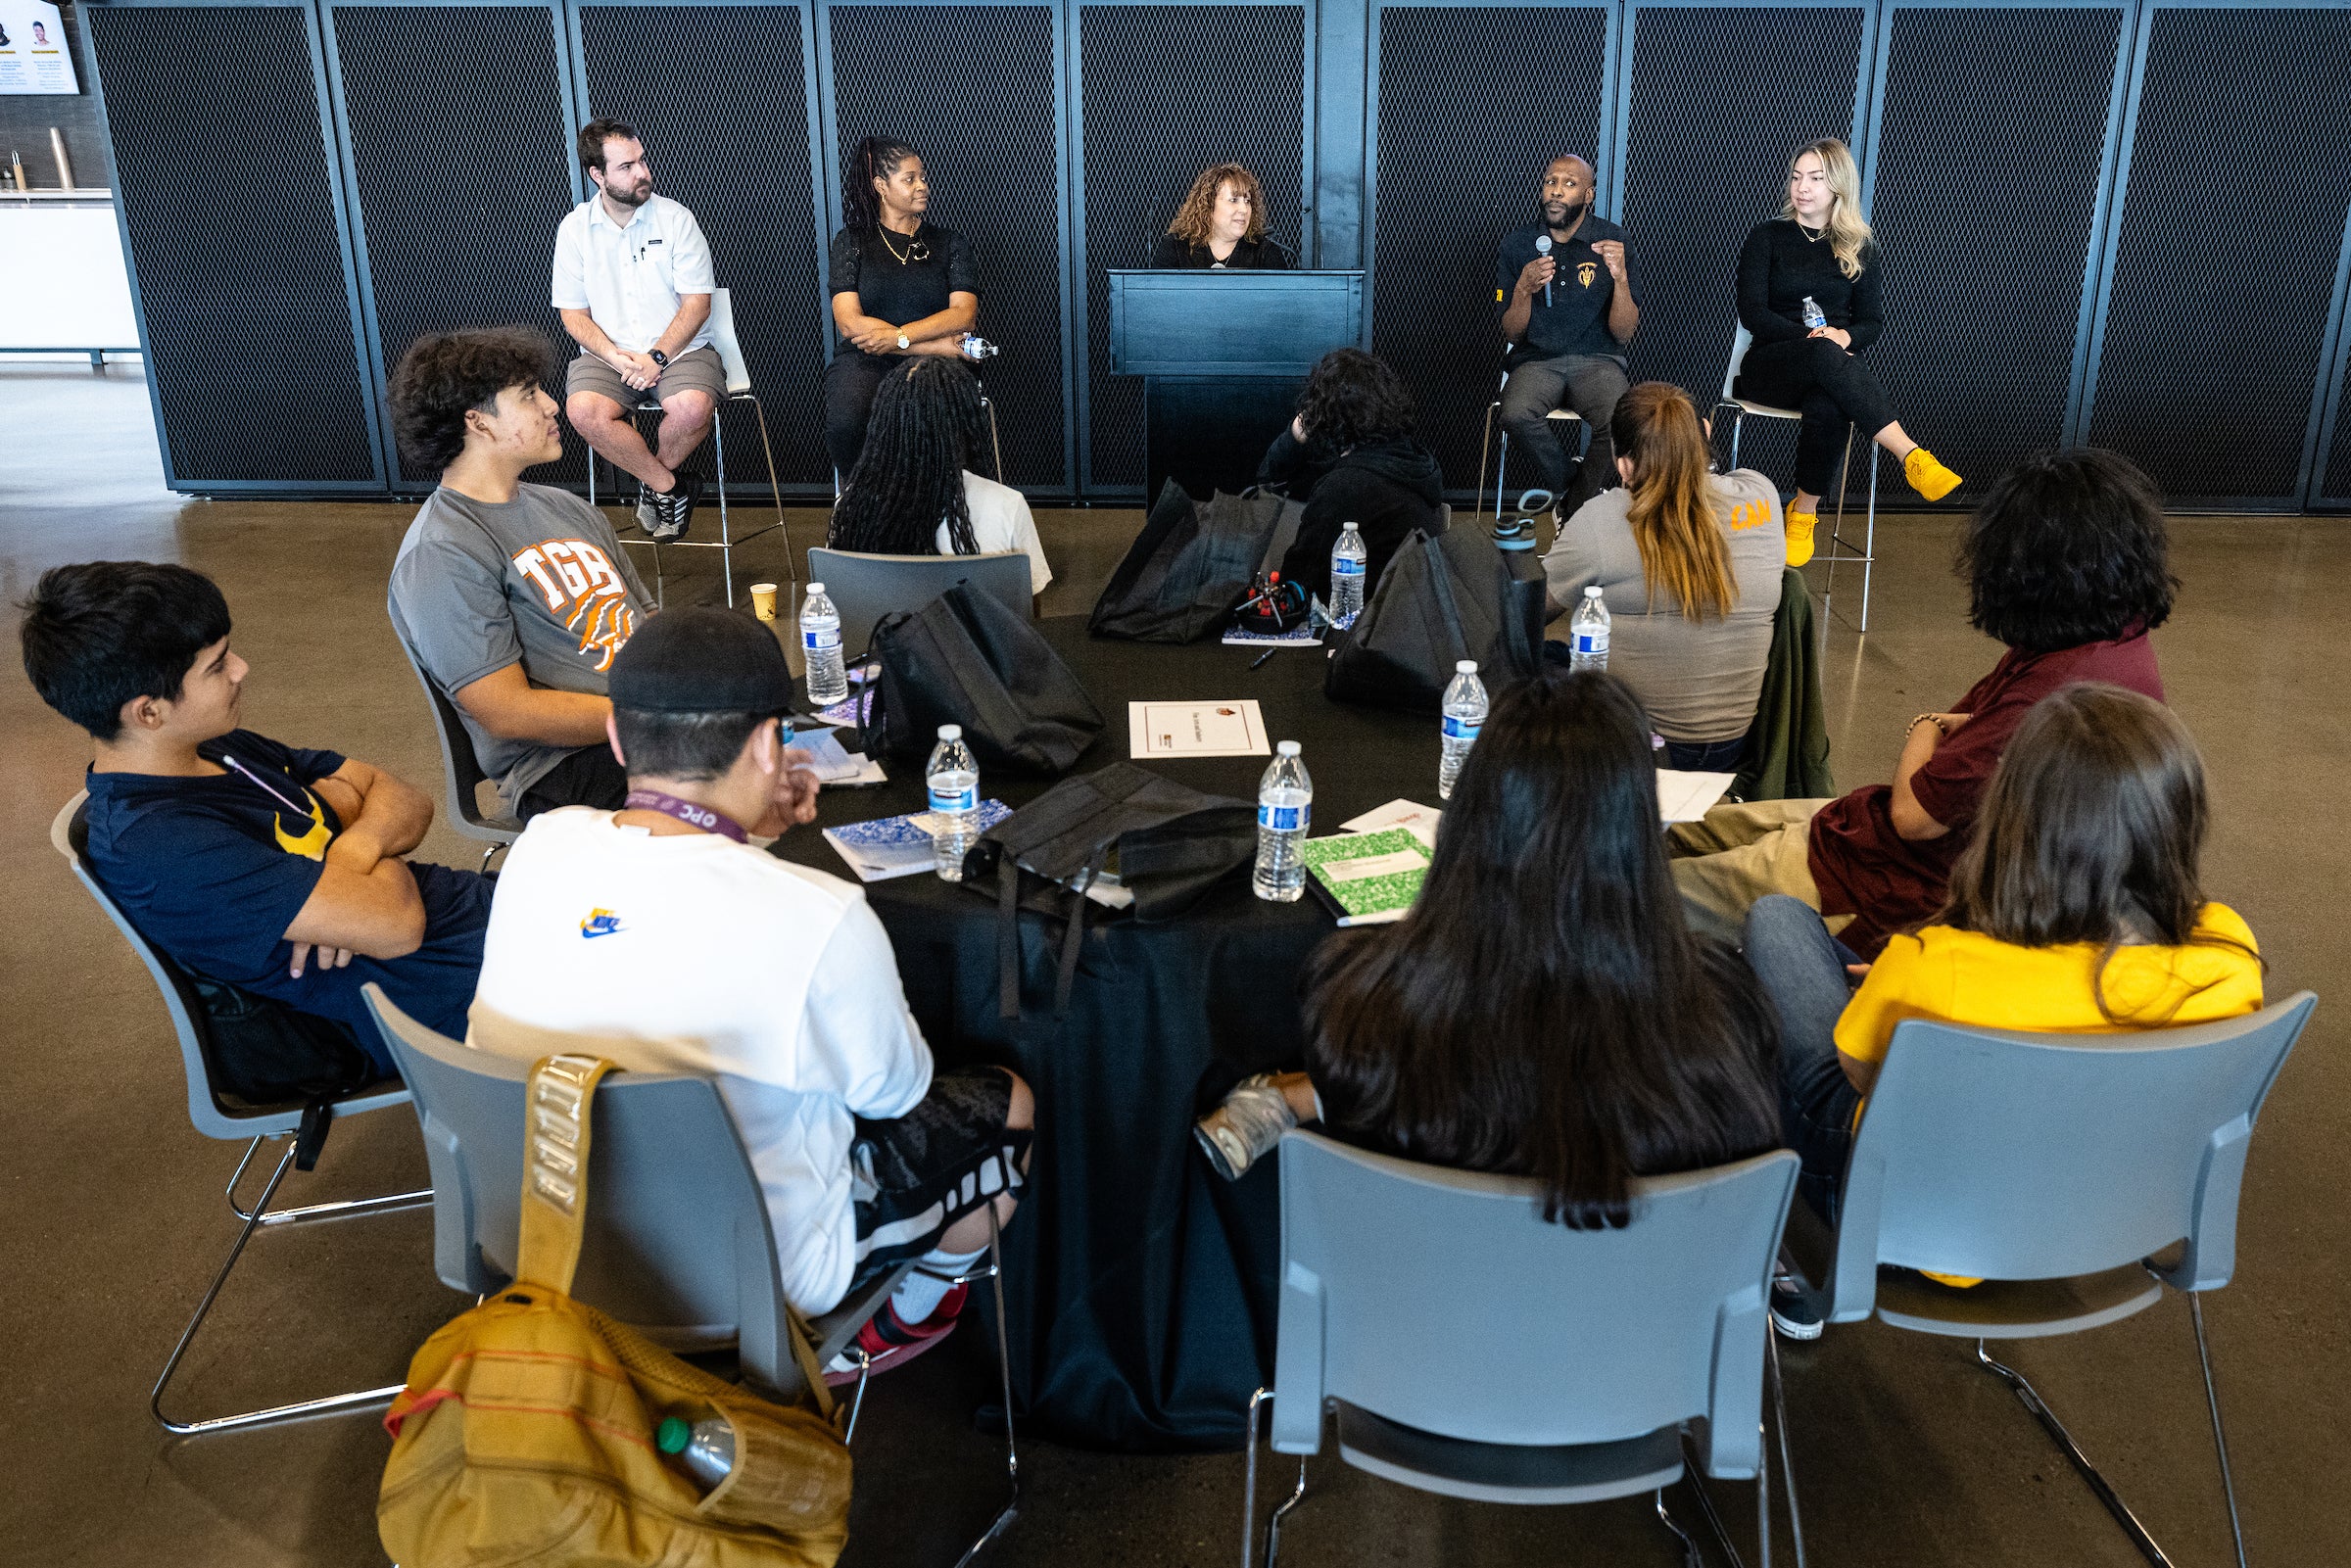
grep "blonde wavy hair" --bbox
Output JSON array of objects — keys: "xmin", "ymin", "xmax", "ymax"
[
  {"xmin": 1169, "ymin": 163, "xmax": 1268, "ymax": 248},
  {"xmin": 1611, "ymin": 383, "xmax": 1735, "ymax": 621},
  {"xmin": 1781, "ymin": 137, "xmax": 1871, "ymax": 280}
]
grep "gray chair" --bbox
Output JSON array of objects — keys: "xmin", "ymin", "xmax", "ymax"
[
  {"xmin": 51, "ymin": 794, "xmax": 430, "ymax": 1436},
  {"xmin": 805, "ymin": 546, "xmax": 1033, "ymax": 660},
  {"xmin": 363, "ymin": 986, "xmax": 1023, "ymax": 1557},
  {"xmin": 1782, "ymin": 993, "xmax": 2319, "ymax": 1567},
  {"xmin": 395, "ymin": 635, "xmax": 521, "ymax": 870},
  {"xmin": 586, "ymin": 286, "xmax": 792, "ymax": 609},
  {"xmin": 1713, "ymin": 321, "xmax": 1879, "ymax": 633},
  {"xmin": 1247, "ymin": 1131, "xmax": 1803, "ymax": 1568}
]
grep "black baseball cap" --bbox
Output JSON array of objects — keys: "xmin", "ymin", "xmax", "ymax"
[{"xmin": 607, "ymin": 607, "xmax": 795, "ymax": 714}]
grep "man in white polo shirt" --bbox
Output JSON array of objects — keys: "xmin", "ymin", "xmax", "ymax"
[{"xmin": 553, "ymin": 118, "xmax": 721, "ymax": 542}]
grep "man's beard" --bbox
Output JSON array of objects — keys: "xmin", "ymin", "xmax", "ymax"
[{"xmin": 604, "ymin": 177, "xmax": 652, "ymax": 208}]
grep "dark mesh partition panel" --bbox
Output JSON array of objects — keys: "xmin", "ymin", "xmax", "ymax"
[
  {"xmin": 830, "ymin": 5, "xmax": 1067, "ymax": 489},
  {"xmin": 1619, "ymin": 5, "xmax": 1864, "ymax": 489},
  {"xmin": 1078, "ymin": 4, "xmax": 1307, "ymax": 492},
  {"xmin": 333, "ymin": 3, "xmax": 580, "ymax": 489},
  {"xmin": 1370, "ymin": 5, "xmax": 1609, "ymax": 492},
  {"xmin": 579, "ymin": 4, "xmax": 831, "ymax": 490},
  {"xmin": 2087, "ymin": 6, "xmax": 2351, "ymax": 505},
  {"xmin": 89, "ymin": 6, "xmax": 377, "ymax": 487},
  {"xmin": 2325, "ymin": 344, "xmax": 2351, "ymax": 505},
  {"xmin": 1868, "ymin": 7, "xmax": 2123, "ymax": 494}
]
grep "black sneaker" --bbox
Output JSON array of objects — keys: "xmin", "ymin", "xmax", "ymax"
[
  {"xmin": 645, "ymin": 474, "xmax": 696, "ymax": 541},
  {"xmin": 634, "ymin": 482, "xmax": 659, "ymax": 535},
  {"xmin": 1771, "ymin": 1265, "xmax": 1824, "ymax": 1341}
]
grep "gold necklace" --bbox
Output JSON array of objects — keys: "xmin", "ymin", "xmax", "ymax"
[
  {"xmin": 1797, "ymin": 218, "xmax": 1826, "ymax": 244},
  {"xmin": 877, "ymin": 224, "xmax": 930, "ymax": 264}
]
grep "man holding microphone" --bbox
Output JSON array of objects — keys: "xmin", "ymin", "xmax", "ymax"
[{"xmin": 1495, "ymin": 155, "xmax": 1637, "ymax": 514}]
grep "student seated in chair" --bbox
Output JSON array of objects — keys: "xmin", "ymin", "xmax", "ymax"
[
  {"xmin": 826, "ymin": 357, "xmax": 1052, "ymax": 611},
  {"xmin": 1741, "ymin": 684, "xmax": 2263, "ymax": 1337},
  {"xmin": 21, "ymin": 562, "xmax": 494, "ymax": 1069},
  {"xmin": 1195, "ymin": 668, "xmax": 1781, "ymax": 1225},
  {"xmin": 387, "ymin": 326, "xmax": 658, "ymax": 822},
  {"xmin": 1665, "ymin": 447, "xmax": 2176, "ymax": 958},
  {"xmin": 469, "ymin": 606, "xmax": 1032, "ymax": 1377},
  {"xmin": 1259, "ymin": 347, "xmax": 1445, "ymax": 607}
]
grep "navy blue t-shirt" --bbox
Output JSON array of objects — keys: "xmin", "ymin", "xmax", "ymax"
[
  {"xmin": 1496, "ymin": 214, "xmax": 1628, "ymax": 364},
  {"xmin": 81, "ymin": 730, "xmax": 493, "ymax": 1065}
]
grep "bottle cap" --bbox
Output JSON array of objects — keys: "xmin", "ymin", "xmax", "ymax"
[
  {"xmin": 1276, "ymin": 740, "xmax": 1301, "ymax": 757},
  {"xmin": 1456, "ymin": 659, "xmax": 1477, "ymax": 674},
  {"xmin": 938, "ymin": 724, "xmax": 962, "ymax": 740},
  {"xmin": 1585, "ymin": 585, "xmax": 1604, "ymax": 597},
  {"xmin": 656, "ymin": 1416, "xmax": 692, "ymax": 1454},
  {"xmin": 805, "ymin": 582, "xmax": 824, "ymax": 594}
]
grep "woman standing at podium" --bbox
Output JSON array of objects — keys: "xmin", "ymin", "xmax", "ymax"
[
  {"xmin": 826, "ymin": 135, "xmax": 984, "ymax": 477},
  {"xmin": 1151, "ymin": 164, "xmax": 1294, "ymax": 269}
]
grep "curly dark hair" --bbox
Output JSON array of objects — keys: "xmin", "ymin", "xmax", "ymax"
[
  {"xmin": 828, "ymin": 358, "xmax": 992, "ymax": 558},
  {"xmin": 388, "ymin": 327, "xmax": 555, "ymax": 473},
  {"xmin": 841, "ymin": 135, "xmax": 920, "ymax": 237},
  {"xmin": 1293, "ymin": 347, "xmax": 1416, "ymax": 454},
  {"xmin": 1168, "ymin": 163, "xmax": 1268, "ymax": 247},
  {"xmin": 1956, "ymin": 447, "xmax": 2177, "ymax": 653}
]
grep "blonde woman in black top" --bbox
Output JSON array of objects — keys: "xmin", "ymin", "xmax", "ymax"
[
  {"xmin": 825, "ymin": 136, "xmax": 984, "ymax": 476},
  {"xmin": 1734, "ymin": 137, "xmax": 1962, "ymax": 565},
  {"xmin": 1150, "ymin": 164, "xmax": 1293, "ymax": 269}
]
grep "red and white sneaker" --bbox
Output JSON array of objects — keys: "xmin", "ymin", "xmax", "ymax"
[{"xmin": 823, "ymin": 1282, "xmax": 969, "ymax": 1387}]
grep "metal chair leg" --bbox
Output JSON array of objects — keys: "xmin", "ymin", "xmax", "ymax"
[
  {"xmin": 1859, "ymin": 450, "xmax": 1877, "ymax": 633},
  {"xmin": 1977, "ymin": 1339, "xmax": 2179, "ymax": 1567},
  {"xmin": 156, "ymin": 1138, "xmax": 410, "ymax": 1436},
  {"xmin": 712, "ymin": 401, "xmax": 735, "ymax": 608},
  {"xmin": 840, "ymin": 1345, "xmax": 876, "ymax": 1444},
  {"xmin": 746, "ymin": 393, "xmax": 795, "ymax": 585},
  {"xmin": 224, "ymin": 1131, "xmax": 430, "ymax": 1227},
  {"xmin": 1766, "ymin": 1331, "xmax": 1807, "ymax": 1568},
  {"xmin": 1263, "ymin": 1453, "xmax": 1308, "ymax": 1568},
  {"xmin": 983, "ymin": 396, "xmax": 1005, "ymax": 484},
  {"xmin": 1656, "ymin": 1489, "xmax": 1707, "ymax": 1568},
  {"xmin": 949, "ymin": 1203, "xmax": 1019, "ymax": 1568},
  {"xmin": 1822, "ymin": 426, "xmax": 1855, "ymax": 630},
  {"xmin": 1492, "ymin": 431, "xmax": 1511, "ymax": 531},
  {"xmin": 2191, "ymin": 1294, "xmax": 2251, "ymax": 1568}
]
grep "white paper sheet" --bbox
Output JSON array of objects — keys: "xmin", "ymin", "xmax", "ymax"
[
  {"xmin": 1128, "ymin": 699, "xmax": 1271, "ymax": 759},
  {"xmin": 1340, "ymin": 798, "xmax": 1444, "ymax": 848},
  {"xmin": 1656, "ymin": 770, "xmax": 1737, "ymax": 824}
]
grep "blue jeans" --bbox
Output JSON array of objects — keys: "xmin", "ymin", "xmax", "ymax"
[
  {"xmin": 1661, "ymin": 735, "xmax": 1749, "ymax": 773},
  {"xmin": 1743, "ymin": 894, "xmax": 1862, "ymax": 1221}
]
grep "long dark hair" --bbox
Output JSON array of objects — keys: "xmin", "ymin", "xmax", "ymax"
[
  {"xmin": 1305, "ymin": 669, "xmax": 1781, "ymax": 1227},
  {"xmin": 1611, "ymin": 381, "xmax": 1735, "ymax": 620},
  {"xmin": 1293, "ymin": 348, "xmax": 1416, "ymax": 456},
  {"xmin": 1937, "ymin": 683, "xmax": 2258, "ymax": 1020},
  {"xmin": 841, "ymin": 135, "xmax": 919, "ymax": 237},
  {"xmin": 828, "ymin": 359, "xmax": 990, "ymax": 556},
  {"xmin": 1957, "ymin": 447, "xmax": 2178, "ymax": 653}
]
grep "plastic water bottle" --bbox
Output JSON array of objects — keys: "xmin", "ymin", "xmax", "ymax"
[
  {"xmin": 1328, "ymin": 522, "xmax": 1367, "ymax": 628},
  {"xmin": 1252, "ymin": 741, "xmax": 1312, "ymax": 903},
  {"xmin": 960, "ymin": 334, "xmax": 999, "ymax": 360},
  {"xmin": 1569, "ymin": 585, "xmax": 1611, "ymax": 671},
  {"xmin": 800, "ymin": 582, "xmax": 846, "ymax": 706},
  {"xmin": 1801, "ymin": 295, "xmax": 1828, "ymax": 331},
  {"xmin": 926, "ymin": 724, "xmax": 980, "ymax": 881},
  {"xmin": 656, "ymin": 1416, "xmax": 734, "ymax": 1493},
  {"xmin": 1438, "ymin": 660, "xmax": 1487, "ymax": 801}
]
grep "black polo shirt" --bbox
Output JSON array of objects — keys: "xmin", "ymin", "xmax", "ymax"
[
  {"xmin": 1495, "ymin": 214, "xmax": 1627, "ymax": 365},
  {"xmin": 827, "ymin": 221, "xmax": 979, "ymax": 356}
]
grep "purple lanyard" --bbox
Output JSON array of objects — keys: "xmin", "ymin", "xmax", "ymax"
[{"xmin": 621, "ymin": 789, "xmax": 748, "ymax": 843}]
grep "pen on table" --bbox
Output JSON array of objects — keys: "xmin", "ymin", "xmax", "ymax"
[{"xmin": 1248, "ymin": 648, "xmax": 1278, "ymax": 671}]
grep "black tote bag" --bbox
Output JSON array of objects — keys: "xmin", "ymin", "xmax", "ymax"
[
  {"xmin": 1088, "ymin": 480, "xmax": 1291, "ymax": 644},
  {"xmin": 1323, "ymin": 525, "xmax": 1546, "ymax": 712},
  {"xmin": 864, "ymin": 581, "xmax": 1105, "ymax": 774}
]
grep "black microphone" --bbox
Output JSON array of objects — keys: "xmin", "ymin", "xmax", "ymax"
[{"xmin": 1535, "ymin": 234, "xmax": 1553, "ymax": 307}]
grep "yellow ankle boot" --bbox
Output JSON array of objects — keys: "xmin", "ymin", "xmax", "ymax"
[
  {"xmin": 1904, "ymin": 447, "xmax": 1962, "ymax": 501},
  {"xmin": 1784, "ymin": 509, "xmax": 1817, "ymax": 568}
]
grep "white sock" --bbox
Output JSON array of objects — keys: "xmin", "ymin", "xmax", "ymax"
[{"xmin": 892, "ymin": 1244, "xmax": 985, "ymax": 1325}]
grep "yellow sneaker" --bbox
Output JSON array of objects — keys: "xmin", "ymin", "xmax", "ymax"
[
  {"xmin": 1904, "ymin": 447, "xmax": 1963, "ymax": 501},
  {"xmin": 1784, "ymin": 509, "xmax": 1817, "ymax": 568}
]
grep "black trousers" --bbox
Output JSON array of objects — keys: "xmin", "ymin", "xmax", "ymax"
[
  {"xmin": 823, "ymin": 352, "xmax": 894, "ymax": 479},
  {"xmin": 518, "ymin": 743, "xmax": 628, "ymax": 821},
  {"xmin": 1733, "ymin": 337, "xmax": 1899, "ymax": 499}
]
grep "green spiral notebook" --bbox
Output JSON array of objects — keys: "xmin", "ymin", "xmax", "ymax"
[{"xmin": 1298, "ymin": 828, "xmax": 1434, "ymax": 927}]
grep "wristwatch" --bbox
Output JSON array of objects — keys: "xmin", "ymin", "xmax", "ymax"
[
  {"xmin": 648, "ymin": 349, "xmax": 669, "ymax": 367},
  {"xmin": 896, "ymin": 332, "xmax": 911, "ymax": 351}
]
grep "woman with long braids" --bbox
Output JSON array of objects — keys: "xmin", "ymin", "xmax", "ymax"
[
  {"xmin": 827, "ymin": 358, "xmax": 1052, "ymax": 601},
  {"xmin": 825, "ymin": 135, "xmax": 984, "ymax": 477},
  {"xmin": 1734, "ymin": 137, "xmax": 1963, "ymax": 566}
]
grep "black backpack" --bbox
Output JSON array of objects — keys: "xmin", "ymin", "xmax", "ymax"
[
  {"xmin": 1322, "ymin": 525, "xmax": 1547, "ymax": 712},
  {"xmin": 1087, "ymin": 481, "xmax": 1293, "ymax": 643},
  {"xmin": 863, "ymin": 581, "xmax": 1105, "ymax": 775}
]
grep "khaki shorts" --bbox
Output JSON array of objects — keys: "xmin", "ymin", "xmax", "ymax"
[{"xmin": 564, "ymin": 343, "xmax": 728, "ymax": 409}]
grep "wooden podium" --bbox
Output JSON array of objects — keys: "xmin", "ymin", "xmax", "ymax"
[{"xmin": 1106, "ymin": 269, "xmax": 1367, "ymax": 501}]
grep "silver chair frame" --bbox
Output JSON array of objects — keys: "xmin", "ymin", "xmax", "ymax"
[
  {"xmin": 1713, "ymin": 325, "xmax": 1878, "ymax": 633},
  {"xmin": 1474, "ymin": 353, "xmax": 1581, "ymax": 527}
]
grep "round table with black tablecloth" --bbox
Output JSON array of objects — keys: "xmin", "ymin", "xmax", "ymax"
[{"xmin": 765, "ymin": 616, "xmax": 1438, "ymax": 1451}]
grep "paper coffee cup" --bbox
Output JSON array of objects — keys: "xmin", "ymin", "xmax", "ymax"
[{"xmin": 749, "ymin": 582, "xmax": 779, "ymax": 622}]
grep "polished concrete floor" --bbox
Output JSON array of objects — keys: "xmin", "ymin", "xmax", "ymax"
[{"xmin": 2, "ymin": 360, "xmax": 2345, "ymax": 1567}]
